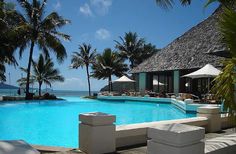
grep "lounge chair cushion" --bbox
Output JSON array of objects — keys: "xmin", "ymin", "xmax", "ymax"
[
  {"xmin": 0, "ymin": 140, "xmax": 40, "ymax": 154},
  {"xmin": 184, "ymin": 99, "xmax": 194, "ymax": 104},
  {"xmin": 205, "ymin": 133, "xmax": 236, "ymax": 154}
]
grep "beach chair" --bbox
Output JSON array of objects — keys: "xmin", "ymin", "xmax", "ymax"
[{"xmin": 0, "ymin": 140, "xmax": 40, "ymax": 154}]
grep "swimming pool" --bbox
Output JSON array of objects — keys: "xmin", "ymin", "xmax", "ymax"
[{"xmin": 0, "ymin": 97, "xmax": 195, "ymax": 148}]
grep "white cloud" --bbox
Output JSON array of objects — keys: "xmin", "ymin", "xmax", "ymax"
[
  {"xmin": 90, "ymin": 0, "xmax": 112, "ymax": 16},
  {"xmin": 79, "ymin": 0, "xmax": 112, "ymax": 17},
  {"xmin": 53, "ymin": 1, "xmax": 61, "ymax": 10},
  {"xmin": 95, "ymin": 28, "xmax": 111, "ymax": 40},
  {"xmin": 79, "ymin": 3, "xmax": 93, "ymax": 17}
]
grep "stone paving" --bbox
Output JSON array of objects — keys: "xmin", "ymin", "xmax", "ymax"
[{"xmin": 39, "ymin": 128, "xmax": 236, "ymax": 154}]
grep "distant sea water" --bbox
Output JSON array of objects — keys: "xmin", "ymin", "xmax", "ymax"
[
  {"xmin": 0, "ymin": 89, "xmax": 98, "ymax": 97},
  {"xmin": 50, "ymin": 90, "xmax": 98, "ymax": 97}
]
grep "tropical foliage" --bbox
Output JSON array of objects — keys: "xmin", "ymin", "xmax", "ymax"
[
  {"xmin": 138, "ymin": 43, "xmax": 160, "ymax": 65},
  {"xmin": 18, "ymin": 54, "xmax": 64, "ymax": 96},
  {"xmin": 155, "ymin": 0, "xmax": 191, "ymax": 9},
  {"xmin": 212, "ymin": 58, "xmax": 236, "ymax": 116},
  {"xmin": 15, "ymin": 0, "xmax": 70, "ymax": 99},
  {"xmin": 92, "ymin": 48, "xmax": 128, "ymax": 92},
  {"xmin": 0, "ymin": 0, "xmax": 21, "ymax": 81},
  {"xmin": 212, "ymin": 7, "xmax": 236, "ymax": 116},
  {"xmin": 71, "ymin": 43, "xmax": 96, "ymax": 96},
  {"xmin": 115, "ymin": 32, "xmax": 159, "ymax": 69},
  {"xmin": 155, "ymin": 0, "xmax": 235, "ymax": 9}
]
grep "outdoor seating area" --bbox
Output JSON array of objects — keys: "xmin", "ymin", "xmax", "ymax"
[
  {"xmin": 98, "ymin": 63, "xmax": 224, "ymax": 106},
  {"xmin": 98, "ymin": 91, "xmax": 221, "ymax": 105}
]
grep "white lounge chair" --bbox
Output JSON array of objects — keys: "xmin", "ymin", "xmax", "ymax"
[
  {"xmin": 0, "ymin": 140, "xmax": 40, "ymax": 154},
  {"xmin": 205, "ymin": 133, "xmax": 236, "ymax": 154}
]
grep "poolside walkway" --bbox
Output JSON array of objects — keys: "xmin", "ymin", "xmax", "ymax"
[{"xmin": 38, "ymin": 127, "xmax": 236, "ymax": 154}]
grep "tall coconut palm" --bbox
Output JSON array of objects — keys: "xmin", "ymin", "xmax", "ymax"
[
  {"xmin": 115, "ymin": 32, "xmax": 145, "ymax": 69},
  {"xmin": 15, "ymin": 0, "xmax": 70, "ymax": 99},
  {"xmin": 71, "ymin": 43, "xmax": 96, "ymax": 96},
  {"xmin": 91, "ymin": 48, "xmax": 128, "ymax": 92},
  {"xmin": 18, "ymin": 54, "xmax": 64, "ymax": 96}
]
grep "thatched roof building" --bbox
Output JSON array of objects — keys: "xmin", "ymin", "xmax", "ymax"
[
  {"xmin": 132, "ymin": 7, "xmax": 226, "ymax": 73},
  {"xmin": 131, "ymin": 7, "xmax": 226, "ymax": 95}
]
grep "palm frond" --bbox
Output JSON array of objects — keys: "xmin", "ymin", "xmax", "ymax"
[
  {"xmin": 44, "ymin": 33, "xmax": 67, "ymax": 63},
  {"xmin": 212, "ymin": 58, "xmax": 236, "ymax": 116},
  {"xmin": 17, "ymin": 0, "xmax": 32, "ymax": 22},
  {"xmin": 20, "ymin": 53, "xmax": 64, "ymax": 89},
  {"xmin": 41, "ymin": 12, "xmax": 70, "ymax": 31},
  {"xmin": 0, "ymin": 62, "xmax": 6, "ymax": 81},
  {"xmin": 114, "ymin": 31, "xmax": 158, "ymax": 68},
  {"xmin": 70, "ymin": 43, "xmax": 96, "ymax": 69},
  {"xmin": 155, "ymin": 0, "xmax": 191, "ymax": 9},
  {"xmin": 19, "ymin": 67, "xmax": 28, "ymax": 73},
  {"xmin": 91, "ymin": 48, "xmax": 128, "ymax": 80},
  {"xmin": 51, "ymin": 31, "xmax": 71, "ymax": 41}
]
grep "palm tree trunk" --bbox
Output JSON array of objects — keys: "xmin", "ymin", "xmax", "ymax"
[
  {"xmin": 111, "ymin": 78, "xmax": 113, "ymax": 92},
  {"xmin": 25, "ymin": 41, "xmax": 35, "ymax": 100},
  {"xmin": 108, "ymin": 75, "xmax": 113, "ymax": 92},
  {"xmin": 39, "ymin": 82, "xmax": 42, "ymax": 97},
  {"xmin": 86, "ymin": 65, "xmax": 91, "ymax": 96},
  {"xmin": 108, "ymin": 77, "xmax": 110, "ymax": 93},
  {"xmin": 130, "ymin": 59, "xmax": 134, "ymax": 69},
  {"xmin": 132, "ymin": 75, "xmax": 136, "ymax": 92}
]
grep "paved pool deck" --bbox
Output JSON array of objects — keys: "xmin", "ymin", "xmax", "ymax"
[{"xmin": 37, "ymin": 127, "xmax": 236, "ymax": 154}]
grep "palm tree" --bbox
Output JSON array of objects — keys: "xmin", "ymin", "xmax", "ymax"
[
  {"xmin": 0, "ymin": 0, "xmax": 21, "ymax": 81},
  {"xmin": 17, "ymin": 67, "xmax": 35, "ymax": 90},
  {"xmin": 115, "ymin": 32, "xmax": 145, "ymax": 69},
  {"xmin": 15, "ymin": 0, "xmax": 70, "ymax": 99},
  {"xmin": 136, "ymin": 43, "xmax": 160, "ymax": 65},
  {"xmin": 92, "ymin": 48, "xmax": 128, "ymax": 92},
  {"xmin": 71, "ymin": 43, "xmax": 96, "ymax": 96},
  {"xmin": 18, "ymin": 54, "xmax": 64, "ymax": 96}
]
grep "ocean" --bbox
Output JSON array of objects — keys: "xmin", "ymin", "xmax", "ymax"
[{"xmin": 0, "ymin": 89, "xmax": 97, "ymax": 97}]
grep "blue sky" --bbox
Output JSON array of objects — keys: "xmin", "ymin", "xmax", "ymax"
[{"xmin": 5, "ymin": 0, "xmax": 219, "ymax": 91}]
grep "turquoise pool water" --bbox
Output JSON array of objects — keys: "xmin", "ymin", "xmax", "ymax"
[{"xmin": 0, "ymin": 97, "xmax": 195, "ymax": 147}]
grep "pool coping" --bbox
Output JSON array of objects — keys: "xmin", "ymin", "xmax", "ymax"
[
  {"xmin": 30, "ymin": 127, "xmax": 236, "ymax": 154},
  {"xmin": 97, "ymin": 95, "xmax": 222, "ymax": 113}
]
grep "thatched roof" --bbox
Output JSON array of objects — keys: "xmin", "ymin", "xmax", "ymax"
[{"xmin": 131, "ymin": 7, "xmax": 226, "ymax": 73}]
